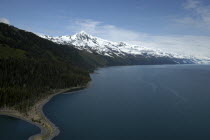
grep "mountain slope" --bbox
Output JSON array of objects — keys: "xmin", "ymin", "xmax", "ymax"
[
  {"xmin": 0, "ymin": 23, "xmax": 93, "ymax": 112},
  {"xmin": 41, "ymin": 31, "xmax": 198, "ymax": 64}
]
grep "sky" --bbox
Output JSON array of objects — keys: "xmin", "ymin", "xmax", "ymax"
[{"xmin": 0, "ymin": 0, "xmax": 210, "ymax": 58}]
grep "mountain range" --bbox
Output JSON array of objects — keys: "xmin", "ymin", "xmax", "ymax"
[{"xmin": 40, "ymin": 31, "xmax": 209, "ymax": 64}]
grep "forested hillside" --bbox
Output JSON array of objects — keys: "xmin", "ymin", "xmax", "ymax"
[{"xmin": 0, "ymin": 23, "xmax": 95, "ymax": 112}]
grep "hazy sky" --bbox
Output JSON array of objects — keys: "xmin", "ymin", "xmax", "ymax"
[{"xmin": 1, "ymin": 0, "xmax": 210, "ymax": 58}]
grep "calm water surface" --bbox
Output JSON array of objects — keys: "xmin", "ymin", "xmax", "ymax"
[
  {"xmin": 0, "ymin": 115, "xmax": 40, "ymax": 140},
  {"xmin": 44, "ymin": 64, "xmax": 210, "ymax": 140},
  {"xmin": 0, "ymin": 65, "xmax": 210, "ymax": 140}
]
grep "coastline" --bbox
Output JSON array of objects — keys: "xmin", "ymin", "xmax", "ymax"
[{"xmin": 0, "ymin": 84, "xmax": 89, "ymax": 140}]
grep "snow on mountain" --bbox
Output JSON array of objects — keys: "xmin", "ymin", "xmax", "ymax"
[{"xmin": 39, "ymin": 31, "xmax": 209, "ymax": 64}]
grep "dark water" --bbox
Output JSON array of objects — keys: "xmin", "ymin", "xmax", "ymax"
[
  {"xmin": 0, "ymin": 115, "xmax": 40, "ymax": 140},
  {"xmin": 43, "ymin": 65, "xmax": 210, "ymax": 140}
]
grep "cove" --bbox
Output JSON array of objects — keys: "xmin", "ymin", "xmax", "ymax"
[{"xmin": 0, "ymin": 115, "xmax": 40, "ymax": 140}]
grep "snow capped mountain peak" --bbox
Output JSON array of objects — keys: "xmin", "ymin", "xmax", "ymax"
[
  {"xmin": 73, "ymin": 31, "xmax": 92, "ymax": 41},
  {"xmin": 40, "ymin": 31, "xmax": 209, "ymax": 64},
  {"xmin": 78, "ymin": 30, "xmax": 89, "ymax": 35}
]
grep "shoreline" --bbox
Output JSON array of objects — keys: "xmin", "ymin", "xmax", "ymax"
[{"xmin": 0, "ymin": 84, "xmax": 89, "ymax": 140}]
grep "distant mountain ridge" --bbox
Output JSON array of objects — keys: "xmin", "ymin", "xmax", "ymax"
[{"xmin": 40, "ymin": 31, "xmax": 208, "ymax": 64}]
